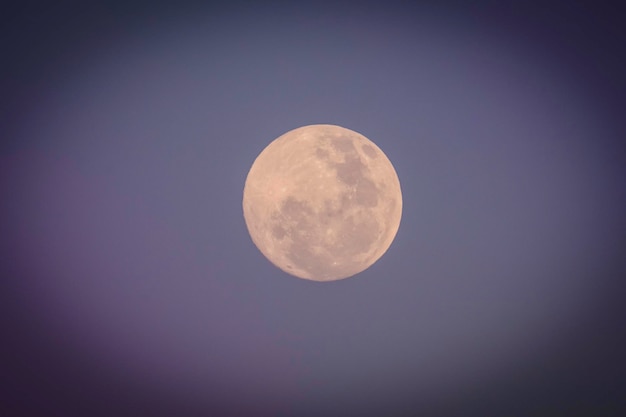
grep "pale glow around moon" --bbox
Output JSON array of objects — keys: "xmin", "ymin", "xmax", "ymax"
[{"xmin": 243, "ymin": 124, "xmax": 402, "ymax": 281}]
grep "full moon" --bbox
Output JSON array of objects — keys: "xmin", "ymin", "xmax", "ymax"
[{"xmin": 243, "ymin": 124, "xmax": 402, "ymax": 282}]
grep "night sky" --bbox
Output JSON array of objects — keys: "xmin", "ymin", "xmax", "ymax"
[{"xmin": 1, "ymin": 1, "xmax": 625, "ymax": 416}]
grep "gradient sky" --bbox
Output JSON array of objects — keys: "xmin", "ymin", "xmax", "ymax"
[{"xmin": 1, "ymin": 2, "xmax": 625, "ymax": 416}]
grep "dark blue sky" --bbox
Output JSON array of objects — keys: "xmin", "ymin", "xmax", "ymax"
[{"xmin": 1, "ymin": 2, "xmax": 625, "ymax": 416}]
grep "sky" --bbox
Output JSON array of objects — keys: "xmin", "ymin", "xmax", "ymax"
[{"xmin": 1, "ymin": 1, "xmax": 625, "ymax": 416}]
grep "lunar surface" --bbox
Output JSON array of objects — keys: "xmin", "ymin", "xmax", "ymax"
[{"xmin": 242, "ymin": 124, "xmax": 402, "ymax": 281}]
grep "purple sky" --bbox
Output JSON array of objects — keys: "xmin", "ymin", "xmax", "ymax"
[{"xmin": 1, "ymin": 2, "xmax": 625, "ymax": 416}]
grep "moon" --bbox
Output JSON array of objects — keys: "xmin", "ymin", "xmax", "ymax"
[{"xmin": 242, "ymin": 124, "xmax": 402, "ymax": 282}]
